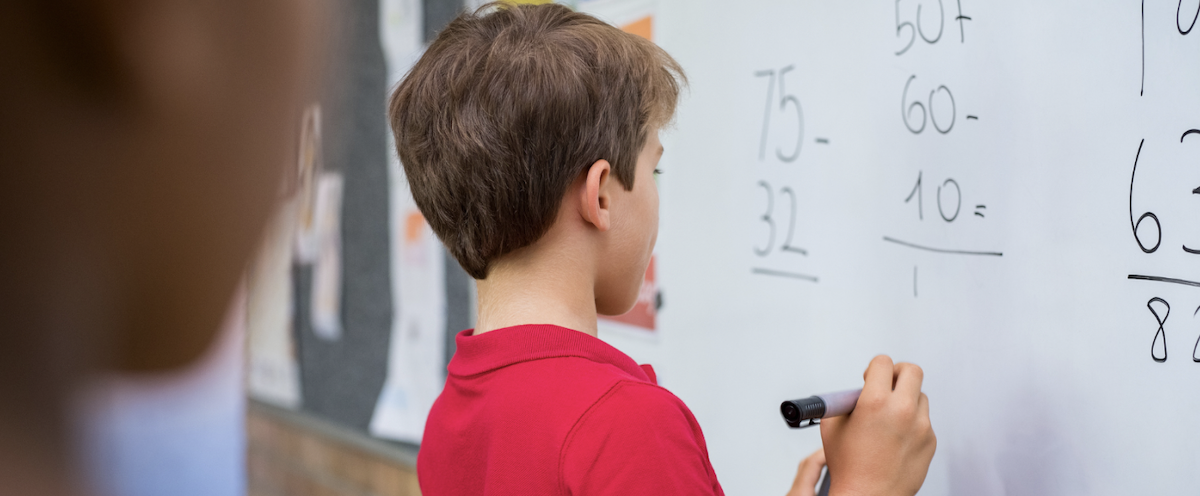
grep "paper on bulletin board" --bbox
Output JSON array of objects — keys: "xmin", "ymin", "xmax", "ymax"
[
  {"xmin": 370, "ymin": 175, "xmax": 447, "ymax": 443},
  {"xmin": 371, "ymin": 0, "xmax": 447, "ymax": 444},
  {"xmin": 463, "ymin": 0, "xmax": 658, "ymax": 35},
  {"xmin": 379, "ymin": 0, "xmax": 423, "ymax": 75},
  {"xmin": 571, "ymin": 0, "xmax": 657, "ymax": 40},
  {"xmin": 247, "ymin": 102, "xmax": 333, "ymax": 406},
  {"xmin": 245, "ymin": 200, "xmax": 302, "ymax": 408},
  {"xmin": 309, "ymin": 173, "xmax": 344, "ymax": 341},
  {"xmin": 293, "ymin": 104, "xmax": 324, "ymax": 264}
]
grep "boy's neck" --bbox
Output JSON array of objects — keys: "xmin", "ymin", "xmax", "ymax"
[{"xmin": 473, "ymin": 225, "xmax": 600, "ymax": 337}]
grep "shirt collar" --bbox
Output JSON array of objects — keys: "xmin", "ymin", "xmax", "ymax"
[{"xmin": 447, "ymin": 324, "xmax": 651, "ymax": 383}]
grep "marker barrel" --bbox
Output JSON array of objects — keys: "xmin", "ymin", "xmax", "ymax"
[{"xmin": 815, "ymin": 389, "xmax": 861, "ymax": 418}]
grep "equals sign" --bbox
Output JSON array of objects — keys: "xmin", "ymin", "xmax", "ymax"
[{"xmin": 975, "ymin": 205, "xmax": 986, "ymax": 218}]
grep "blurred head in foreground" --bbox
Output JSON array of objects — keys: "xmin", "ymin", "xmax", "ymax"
[{"xmin": 0, "ymin": 1, "xmax": 319, "ymax": 494}]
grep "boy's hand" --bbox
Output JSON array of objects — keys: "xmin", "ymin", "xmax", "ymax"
[
  {"xmin": 786, "ymin": 448, "xmax": 826, "ymax": 496},
  {"xmin": 819, "ymin": 355, "xmax": 936, "ymax": 496}
]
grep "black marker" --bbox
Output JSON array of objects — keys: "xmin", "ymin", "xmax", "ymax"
[
  {"xmin": 781, "ymin": 389, "xmax": 862, "ymax": 496},
  {"xmin": 780, "ymin": 388, "xmax": 861, "ymax": 429}
]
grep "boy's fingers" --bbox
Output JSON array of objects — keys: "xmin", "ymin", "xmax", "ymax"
[
  {"xmin": 892, "ymin": 362, "xmax": 924, "ymax": 400},
  {"xmin": 803, "ymin": 448, "xmax": 826, "ymax": 472},
  {"xmin": 861, "ymin": 355, "xmax": 895, "ymax": 398},
  {"xmin": 788, "ymin": 449, "xmax": 826, "ymax": 496},
  {"xmin": 917, "ymin": 393, "xmax": 936, "ymax": 452}
]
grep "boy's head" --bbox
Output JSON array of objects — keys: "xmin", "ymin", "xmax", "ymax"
[{"xmin": 389, "ymin": 3, "xmax": 685, "ymax": 304}]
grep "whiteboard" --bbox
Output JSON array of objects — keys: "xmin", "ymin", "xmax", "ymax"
[{"xmin": 588, "ymin": 0, "xmax": 1200, "ymax": 494}]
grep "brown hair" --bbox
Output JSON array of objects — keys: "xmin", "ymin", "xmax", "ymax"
[{"xmin": 388, "ymin": 2, "xmax": 685, "ymax": 279}]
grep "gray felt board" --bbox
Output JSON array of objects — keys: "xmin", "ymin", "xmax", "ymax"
[{"xmin": 291, "ymin": 0, "xmax": 470, "ymax": 443}]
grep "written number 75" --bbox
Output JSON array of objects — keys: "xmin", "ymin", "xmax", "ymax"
[{"xmin": 755, "ymin": 66, "xmax": 803, "ymax": 163}]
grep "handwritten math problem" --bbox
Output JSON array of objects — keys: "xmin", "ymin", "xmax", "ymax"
[
  {"xmin": 883, "ymin": 0, "xmax": 1000, "ymax": 297},
  {"xmin": 894, "ymin": 0, "xmax": 972, "ymax": 55},
  {"xmin": 1141, "ymin": 0, "xmax": 1200, "ymax": 94},
  {"xmin": 1128, "ymin": 1, "xmax": 1200, "ymax": 363},
  {"xmin": 661, "ymin": 3, "xmax": 1200, "ymax": 491},
  {"xmin": 901, "ymin": 75, "xmax": 971, "ymax": 135},
  {"xmin": 1127, "ymin": 133, "xmax": 1200, "ymax": 362},
  {"xmin": 749, "ymin": 64, "xmax": 821, "ymax": 283},
  {"xmin": 901, "ymin": 172, "xmax": 991, "ymax": 225},
  {"xmin": 894, "ymin": 0, "xmax": 977, "ymax": 135},
  {"xmin": 755, "ymin": 66, "xmax": 803, "ymax": 163}
]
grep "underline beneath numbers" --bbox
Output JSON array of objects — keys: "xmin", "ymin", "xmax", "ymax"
[
  {"xmin": 752, "ymin": 268, "xmax": 819, "ymax": 282},
  {"xmin": 882, "ymin": 236, "xmax": 1004, "ymax": 257},
  {"xmin": 1127, "ymin": 274, "xmax": 1200, "ymax": 287}
]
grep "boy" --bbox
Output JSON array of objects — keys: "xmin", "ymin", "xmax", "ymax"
[{"xmin": 389, "ymin": 3, "xmax": 936, "ymax": 495}]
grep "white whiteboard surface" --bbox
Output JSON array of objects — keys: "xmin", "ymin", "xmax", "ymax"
[{"xmin": 594, "ymin": 1, "xmax": 1200, "ymax": 494}]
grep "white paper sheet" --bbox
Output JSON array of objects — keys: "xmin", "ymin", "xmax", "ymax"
[
  {"xmin": 293, "ymin": 104, "xmax": 324, "ymax": 264},
  {"xmin": 370, "ymin": 196, "xmax": 446, "ymax": 442},
  {"xmin": 246, "ymin": 201, "xmax": 302, "ymax": 408},
  {"xmin": 309, "ymin": 173, "xmax": 344, "ymax": 341},
  {"xmin": 370, "ymin": 0, "xmax": 449, "ymax": 443}
]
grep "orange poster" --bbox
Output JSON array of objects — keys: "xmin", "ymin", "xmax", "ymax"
[{"xmin": 622, "ymin": 16, "xmax": 653, "ymax": 41}]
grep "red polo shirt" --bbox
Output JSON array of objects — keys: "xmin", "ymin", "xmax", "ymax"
[{"xmin": 417, "ymin": 324, "xmax": 724, "ymax": 495}]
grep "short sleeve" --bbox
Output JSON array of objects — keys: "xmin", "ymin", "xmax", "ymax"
[{"xmin": 560, "ymin": 381, "xmax": 724, "ymax": 495}]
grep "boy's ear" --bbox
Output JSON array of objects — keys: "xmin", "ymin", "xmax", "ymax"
[{"xmin": 580, "ymin": 159, "xmax": 612, "ymax": 231}]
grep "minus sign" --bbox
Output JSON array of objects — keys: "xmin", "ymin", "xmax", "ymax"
[
  {"xmin": 966, "ymin": 115, "xmax": 979, "ymax": 120},
  {"xmin": 815, "ymin": 138, "xmax": 830, "ymax": 144}
]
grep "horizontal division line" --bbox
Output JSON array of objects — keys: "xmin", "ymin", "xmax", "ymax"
[
  {"xmin": 1128, "ymin": 274, "xmax": 1200, "ymax": 287},
  {"xmin": 752, "ymin": 268, "xmax": 819, "ymax": 282},
  {"xmin": 882, "ymin": 236, "xmax": 1003, "ymax": 256}
]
